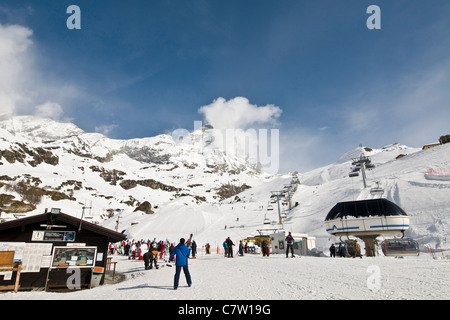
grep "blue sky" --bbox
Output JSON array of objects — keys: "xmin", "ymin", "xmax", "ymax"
[{"xmin": 1, "ymin": 0, "xmax": 449, "ymax": 172}]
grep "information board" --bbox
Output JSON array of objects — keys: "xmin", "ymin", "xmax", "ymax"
[
  {"xmin": 32, "ymin": 230, "xmax": 76, "ymax": 242},
  {"xmin": 50, "ymin": 246, "xmax": 97, "ymax": 268}
]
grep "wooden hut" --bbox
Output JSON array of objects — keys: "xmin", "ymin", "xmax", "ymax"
[{"xmin": 0, "ymin": 208, "xmax": 126, "ymax": 292}]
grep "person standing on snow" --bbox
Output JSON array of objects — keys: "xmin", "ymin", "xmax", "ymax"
[
  {"xmin": 169, "ymin": 243, "xmax": 175, "ymax": 261},
  {"xmin": 158, "ymin": 241, "xmax": 165, "ymax": 259},
  {"xmin": 261, "ymin": 240, "xmax": 269, "ymax": 257},
  {"xmin": 238, "ymin": 240, "xmax": 244, "ymax": 256},
  {"xmin": 353, "ymin": 240, "xmax": 362, "ymax": 258},
  {"xmin": 223, "ymin": 239, "xmax": 228, "ymax": 257},
  {"xmin": 226, "ymin": 237, "xmax": 234, "ymax": 258},
  {"xmin": 124, "ymin": 241, "xmax": 130, "ymax": 257},
  {"xmin": 191, "ymin": 240, "xmax": 197, "ymax": 259},
  {"xmin": 329, "ymin": 243, "xmax": 336, "ymax": 258},
  {"xmin": 130, "ymin": 242, "xmax": 136, "ymax": 259},
  {"xmin": 338, "ymin": 243, "xmax": 344, "ymax": 257},
  {"xmin": 285, "ymin": 232, "xmax": 295, "ymax": 258},
  {"xmin": 170, "ymin": 238, "xmax": 192, "ymax": 290}
]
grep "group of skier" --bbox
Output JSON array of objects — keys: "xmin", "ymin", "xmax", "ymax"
[
  {"xmin": 221, "ymin": 237, "xmax": 248, "ymax": 257},
  {"xmin": 219, "ymin": 232, "xmax": 296, "ymax": 258},
  {"xmin": 111, "ymin": 232, "xmax": 301, "ymax": 264},
  {"xmin": 329, "ymin": 240, "xmax": 362, "ymax": 258},
  {"xmin": 109, "ymin": 239, "xmax": 171, "ymax": 260}
]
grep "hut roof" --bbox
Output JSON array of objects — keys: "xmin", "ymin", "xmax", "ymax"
[{"xmin": 0, "ymin": 210, "xmax": 126, "ymax": 243}]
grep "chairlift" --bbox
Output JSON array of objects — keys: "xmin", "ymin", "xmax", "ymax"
[
  {"xmin": 348, "ymin": 171, "xmax": 359, "ymax": 177},
  {"xmin": 370, "ymin": 182, "xmax": 384, "ymax": 195},
  {"xmin": 267, "ymin": 204, "xmax": 274, "ymax": 211},
  {"xmin": 325, "ymin": 199, "xmax": 410, "ymax": 238},
  {"xmin": 343, "ymin": 240, "xmax": 356, "ymax": 257},
  {"xmin": 370, "ymin": 188, "xmax": 384, "ymax": 195},
  {"xmin": 381, "ymin": 238, "xmax": 419, "ymax": 256},
  {"xmin": 366, "ymin": 163, "xmax": 375, "ymax": 169},
  {"xmin": 263, "ymin": 215, "xmax": 271, "ymax": 225}
]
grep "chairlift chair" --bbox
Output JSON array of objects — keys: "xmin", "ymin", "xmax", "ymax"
[
  {"xmin": 370, "ymin": 181, "xmax": 384, "ymax": 195},
  {"xmin": 381, "ymin": 238, "xmax": 419, "ymax": 256},
  {"xmin": 370, "ymin": 187, "xmax": 384, "ymax": 195},
  {"xmin": 370, "ymin": 188, "xmax": 383, "ymax": 195},
  {"xmin": 366, "ymin": 163, "xmax": 375, "ymax": 169}
]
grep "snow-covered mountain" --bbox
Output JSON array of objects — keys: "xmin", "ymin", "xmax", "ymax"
[
  {"xmin": 293, "ymin": 142, "xmax": 450, "ymax": 250},
  {"xmin": 1, "ymin": 116, "xmax": 449, "ymax": 252},
  {"xmin": 0, "ymin": 115, "xmax": 267, "ymax": 220},
  {"xmin": 154, "ymin": 141, "xmax": 449, "ymax": 251}
]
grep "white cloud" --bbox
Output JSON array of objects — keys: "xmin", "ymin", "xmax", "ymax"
[
  {"xmin": 0, "ymin": 23, "xmax": 32, "ymax": 56},
  {"xmin": 0, "ymin": 23, "xmax": 33, "ymax": 115},
  {"xmin": 0, "ymin": 22, "xmax": 80, "ymax": 124},
  {"xmin": 196, "ymin": 97, "xmax": 283, "ymax": 174},
  {"xmin": 34, "ymin": 101, "xmax": 65, "ymax": 121},
  {"xmin": 95, "ymin": 124, "xmax": 118, "ymax": 137},
  {"xmin": 198, "ymin": 97, "xmax": 282, "ymax": 130}
]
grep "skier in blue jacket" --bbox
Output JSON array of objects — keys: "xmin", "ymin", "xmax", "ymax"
[{"xmin": 170, "ymin": 238, "xmax": 192, "ymax": 290}]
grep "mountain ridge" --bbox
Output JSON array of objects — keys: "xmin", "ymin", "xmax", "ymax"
[{"xmin": 0, "ymin": 116, "xmax": 267, "ymax": 220}]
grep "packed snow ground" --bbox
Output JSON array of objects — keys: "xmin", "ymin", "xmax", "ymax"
[{"xmin": 2, "ymin": 251, "xmax": 449, "ymax": 300}]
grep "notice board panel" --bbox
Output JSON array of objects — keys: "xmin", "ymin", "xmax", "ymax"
[{"xmin": 51, "ymin": 246, "xmax": 97, "ymax": 268}]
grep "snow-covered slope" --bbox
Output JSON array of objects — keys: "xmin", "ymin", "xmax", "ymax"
[
  {"xmin": 109, "ymin": 142, "xmax": 449, "ymax": 252},
  {"xmin": 158, "ymin": 142, "xmax": 449, "ymax": 251},
  {"xmin": 289, "ymin": 143, "xmax": 450, "ymax": 249}
]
